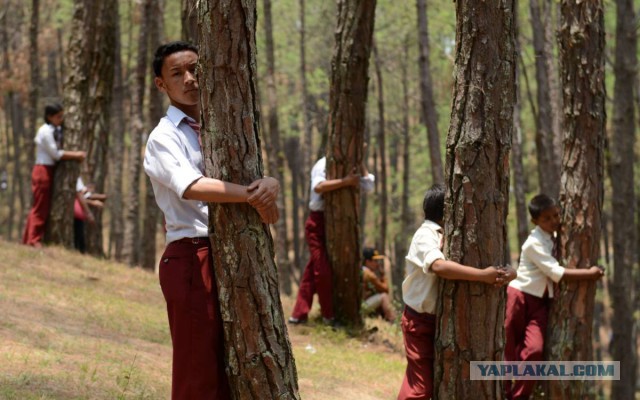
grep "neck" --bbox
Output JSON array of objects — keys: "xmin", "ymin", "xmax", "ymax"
[{"xmin": 173, "ymin": 102, "xmax": 200, "ymax": 122}]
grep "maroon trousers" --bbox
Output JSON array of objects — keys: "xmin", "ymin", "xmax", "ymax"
[
  {"xmin": 504, "ymin": 286, "xmax": 549, "ymax": 400},
  {"xmin": 291, "ymin": 211, "xmax": 334, "ymax": 320},
  {"xmin": 159, "ymin": 238, "xmax": 230, "ymax": 400},
  {"xmin": 23, "ymin": 165, "xmax": 54, "ymax": 246},
  {"xmin": 398, "ymin": 306, "xmax": 436, "ymax": 400}
]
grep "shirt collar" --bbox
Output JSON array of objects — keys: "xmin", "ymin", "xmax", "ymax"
[
  {"xmin": 166, "ymin": 105, "xmax": 191, "ymax": 127},
  {"xmin": 423, "ymin": 219, "xmax": 443, "ymax": 233},
  {"xmin": 533, "ymin": 225, "xmax": 554, "ymax": 242}
]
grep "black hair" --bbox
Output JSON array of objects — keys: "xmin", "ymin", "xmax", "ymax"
[
  {"xmin": 43, "ymin": 103, "xmax": 63, "ymax": 124},
  {"xmin": 152, "ymin": 41, "xmax": 198, "ymax": 77},
  {"xmin": 528, "ymin": 194, "xmax": 557, "ymax": 220},
  {"xmin": 423, "ymin": 184, "xmax": 445, "ymax": 222}
]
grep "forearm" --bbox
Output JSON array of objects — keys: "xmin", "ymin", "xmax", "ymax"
[
  {"xmin": 561, "ymin": 268, "xmax": 597, "ymax": 281},
  {"xmin": 431, "ymin": 259, "xmax": 487, "ymax": 282},
  {"xmin": 60, "ymin": 151, "xmax": 84, "ymax": 161},
  {"xmin": 183, "ymin": 177, "xmax": 250, "ymax": 203},
  {"xmin": 314, "ymin": 178, "xmax": 352, "ymax": 193}
]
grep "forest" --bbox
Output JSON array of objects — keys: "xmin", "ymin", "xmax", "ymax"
[{"xmin": 0, "ymin": 0, "xmax": 638, "ymax": 399}]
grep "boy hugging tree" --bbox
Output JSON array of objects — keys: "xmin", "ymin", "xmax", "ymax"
[
  {"xmin": 504, "ymin": 194, "xmax": 604, "ymax": 400},
  {"xmin": 398, "ymin": 184, "xmax": 517, "ymax": 400}
]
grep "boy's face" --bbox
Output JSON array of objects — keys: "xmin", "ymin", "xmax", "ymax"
[
  {"xmin": 154, "ymin": 50, "xmax": 199, "ymax": 110},
  {"xmin": 49, "ymin": 111, "xmax": 64, "ymax": 127},
  {"xmin": 533, "ymin": 206, "xmax": 560, "ymax": 234}
]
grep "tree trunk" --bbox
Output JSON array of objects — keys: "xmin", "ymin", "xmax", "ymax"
[
  {"xmin": 545, "ymin": 2, "xmax": 563, "ymax": 167},
  {"xmin": 530, "ymin": 0, "xmax": 560, "ymax": 198},
  {"xmin": 433, "ymin": 1, "xmax": 515, "ymax": 399},
  {"xmin": 372, "ymin": 43, "xmax": 387, "ymax": 253},
  {"xmin": 197, "ymin": 1, "xmax": 300, "ymax": 398},
  {"xmin": 108, "ymin": 13, "xmax": 125, "ymax": 261},
  {"xmin": 284, "ymin": 137, "xmax": 302, "ymax": 277},
  {"xmin": 140, "ymin": 0, "xmax": 164, "ymax": 271},
  {"xmin": 545, "ymin": 1, "xmax": 605, "ymax": 398},
  {"xmin": 416, "ymin": 0, "xmax": 444, "ymax": 185},
  {"xmin": 324, "ymin": 0, "xmax": 377, "ymax": 328},
  {"xmin": 609, "ymin": 0, "xmax": 637, "ymax": 398},
  {"xmin": 181, "ymin": 0, "xmax": 198, "ymax": 44},
  {"xmin": 26, "ymin": 0, "xmax": 39, "ymax": 183},
  {"xmin": 123, "ymin": 0, "xmax": 151, "ymax": 266},
  {"xmin": 262, "ymin": 0, "xmax": 292, "ymax": 295}
]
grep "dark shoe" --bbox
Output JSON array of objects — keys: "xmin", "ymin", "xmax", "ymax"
[{"xmin": 288, "ymin": 317, "xmax": 307, "ymax": 325}]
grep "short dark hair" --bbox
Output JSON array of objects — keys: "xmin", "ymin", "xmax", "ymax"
[
  {"xmin": 152, "ymin": 41, "xmax": 198, "ymax": 77},
  {"xmin": 528, "ymin": 194, "xmax": 557, "ymax": 219},
  {"xmin": 423, "ymin": 184, "xmax": 445, "ymax": 222},
  {"xmin": 43, "ymin": 103, "xmax": 63, "ymax": 124}
]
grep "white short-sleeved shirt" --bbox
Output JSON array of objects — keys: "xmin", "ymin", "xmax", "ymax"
[
  {"xmin": 402, "ymin": 219, "xmax": 445, "ymax": 314},
  {"xmin": 308, "ymin": 156, "xmax": 375, "ymax": 211},
  {"xmin": 34, "ymin": 123, "xmax": 64, "ymax": 165},
  {"xmin": 143, "ymin": 105, "xmax": 208, "ymax": 243},
  {"xmin": 509, "ymin": 226, "xmax": 565, "ymax": 298}
]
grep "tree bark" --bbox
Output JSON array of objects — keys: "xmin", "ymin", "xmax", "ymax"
[
  {"xmin": 513, "ymin": 6, "xmax": 528, "ymax": 250},
  {"xmin": 284, "ymin": 137, "xmax": 302, "ymax": 277},
  {"xmin": 609, "ymin": 0, "xmax": 637, "ymax": 398},
  {"xmin": 372, "ymin": 42, "xmax": 387, "ymax": 253},
  {"xmin": 545, "ymin": 1, "xmax": 605, "ymax": 398},
  {"xmin": 416, "ymin": 0, "xmax": 444, "ymax": 185},
  {"xmin": 197, "ymin": 1, "xmax": 300, "ymax": 398},
  {"xmin": 433, "ymin": 1, "xmax": 515, "ymax": 399},
  {"xmin": 324, "ymin": 0, "xmax": 377, "ymax": 328},
  {"xmin": 262, "ymin": 0, "xmax": 292, "ymax": 295},
  {"xmin": 26, "ymin": 0, "xmax": 39, "ymax": 182},
  {"xmin": 530, "ymin": 0, "xmax": 561, "ymax": 198},
  {"xmin": 140, "ymin": 0, "xmax": 164, "ymax": 271}
]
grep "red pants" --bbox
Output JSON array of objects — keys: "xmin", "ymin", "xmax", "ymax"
[
  {"xmin": 23, "ymin": 165, "xmax": 54, "ymax": 246},
  {"xmin": 398, "ymin": 306, "xmax": 436, "ymax": 400},
  {"xmin": 504, "ymin": 286, "xmax": 549, "ymax": 400},
  {"xmin": 159, "ymin": 238, "xmax": 230, "ymax": 400},
  {"xmin": 291, "ymin": 211, "xmax": 334, "ymax": 320}
]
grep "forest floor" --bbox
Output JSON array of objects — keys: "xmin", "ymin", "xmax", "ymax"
[{"xmin": 0, "ymin": 239, "xmax": 405, "ymax": 400}]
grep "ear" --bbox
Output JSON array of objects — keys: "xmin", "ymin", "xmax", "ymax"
[{"xmin": 154, "ymin": 76, "xmax": 166, "ymax": 93}]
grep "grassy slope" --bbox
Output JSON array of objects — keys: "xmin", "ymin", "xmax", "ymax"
[{"xmin": 0, "ymin": 240, "xmax": 405, "ymax": 399}]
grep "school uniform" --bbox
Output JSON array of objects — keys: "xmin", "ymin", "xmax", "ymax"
[
  {"xmin": 398, "ymin": 219, "xmax": 444, "ymax": 400},
  {"xmin": 290, "ymin": 156, "xmax": 374, "ymax": 321},
  {"xmin": 504, "ymin": 226, "xmax": 565, "ymax": 400},
  {"xmin": 144, "ymin": 105, "xmax": 230, "ymax": 400},
  {"xmin": 23, "ymin": 123, "xmax": 64, "ymax": 246}
]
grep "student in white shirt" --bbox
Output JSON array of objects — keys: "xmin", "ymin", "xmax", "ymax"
[
  {"xmin": 144, "ymin": 41, "xmax": 279, "ymax": 400},
  {"xmin": 504, "ymin": 194, "xmax": 603, "ymax": 400},
  {"xmin": 23, "ymin": 103, "xmax": 86, "ymax": 247},
  {"xmin": 398, "ymin": 184, "xmax": 516, "ymax": 400},
  {"xmin": 288, "ymin": 156, "xmax": 374, "ymax": 324}
]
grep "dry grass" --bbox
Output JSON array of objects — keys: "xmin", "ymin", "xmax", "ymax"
[{"xmin": 0, "ymin": 240, "xmax": 406, "ymax": 399}]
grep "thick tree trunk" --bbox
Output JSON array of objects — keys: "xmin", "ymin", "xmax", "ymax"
[
  {"xmin": 433, "ymin": 1, "xmax": 515, "ymax": 399},
  {"xmin": 545, "ymin": 1, "xmax": 605, "ymax": 399},
  {"xmin": 262, "ymin": 0, "xmax": 292, "ymax": 295},
  {"xmin": 123, "ymin": 0, "xmax": 151, "ymax": 266},
  {"xmin": 197, "ymin": 1, "xmax": 299, "ymax": 398},
  {"xmin": 416, "ymin": 0, "xmax": 444, "ymax": 185},
  {"xmin": 609, "ymin": 0, "xmax": 637, "ymax": 398},
  {"xmin": 372, "ymin": 43, "xmax": 387, "ymax": 253},
  {"xmin": 324, "ymin": 0, "xmax": 377, "ymax": 328},
  {"xmin": 140, "ymin": 0, "xmax": 164, "ymax": 271},
  {"xmin": 530, "ymin": 0, "xmax": 560, "ymax": 198}
]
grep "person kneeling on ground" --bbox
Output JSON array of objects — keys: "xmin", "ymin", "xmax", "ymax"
[{"xmin": 362, "ymin": 247, "xmax": 396, "ymax": 323}]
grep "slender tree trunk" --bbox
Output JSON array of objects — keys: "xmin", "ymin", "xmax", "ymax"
[
  {"xmin": 434, "ymin": 1, "xmax": 516, "ymax": 399},
  {"xmin": 416, "ymin": 0, "xmax": 443, "ymax": 185},
  {"xmin": 545, "ymin": 2, "xmax": 563, "ymax": 167},
  {"xmin": 513, "ymin": 6, "xmax": 528, "ymax": 250},
  {"xmin": 298, "ymin": 0, "xmax": 313, "ymax": 195},
  {"xmin": 140, "ymin": 0, "xmax": 164, "ymax": 271},
  {"xmin": 181, "ymin": 0, "xmax": 198, "ymax": 44},
  {"xmin": 530, "ymin": 0, "xmax": 560, "ymax": 198},
  {"xmin": 372, "ymin": 42, "xmax": 387, "ymax": 253},
  {"xmin": 545, "ymin": 1, "xmax": 605, "ymax": 398},
  {"xmin": 108, "ymin": 15, "xmax": 125, "ymax": 261},
  {"xmin": 324, "ymin": 0, "xmax": 377, "ymax": 328},
  {"xmin": 123, "ymin": 0, "xmax": 151, "ymax": 266},
  {"xmin": 26, "ymin": 0, "xmax": 39, "ymax": 183},
  {"xmin": 609, "ymin": 0, "xmax": 637, "ymax": 398},
  {"xmin": 262, "ymin": 0, "xmax": 292, "ymax": 295},
  {"xmin": 284, "ymin": 137, "xmax": 302, "ymax": 276},
  {"xmin": 197, "ymin": 1, "xmax": 299, "ymax": 398}
]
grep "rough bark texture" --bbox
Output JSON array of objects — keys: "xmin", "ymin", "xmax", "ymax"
[
  {"xmin": 530, "ymin": 0, "xmax": 560, "ymax": 198},
  {"xmin": 372, "ymin": 43, "xmax": 387, "ymax": 253},
  {"xmin": 433, "ymin": 1, "xmax": 515, "ymax": 399},
  {"xmin": 140, "ymin": 0, "xmax": 164, "ymax": 271},
  {"xmin": 123, "ymin": 0, "xmax": 151, "ymax": 266},
  {"xmin": 324, "ymin": 0, "xmax": 377, "ymax": 328},
  {"xmin": 416, "ymin": 0, "xmax": 444, "ymax": 185},
  {"xmin": 262, "ymin": 0, "xmax": 292, "ymax": 295},
  {"xmin": 47, "ymin": 0, "xmax": 103, "ymax": 247},
  {"xmin": 197, "ymin": 1, "xmax": 300, "ymax": 398},
  {"xmin": 609, "ymin": 0, "xmax": 637, "ymax": 398},
  {"xmin": 545, "ymin": 1, "xmax": 605, "ymax": 399}
]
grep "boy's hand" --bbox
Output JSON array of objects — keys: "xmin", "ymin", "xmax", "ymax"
[
  {"xmin": 588, "ymin": 266, "xmax": 605, "ymax": 280},
  {"xmin": 494, "ymin": 266, "xmax": 517, "ymax": 287},
  {"xmin": 482, "ymin": 266, "xmax": 501, "ymax": 285},
  {"xmin": 247, "ymin": 177, "xmax": 280, "ymax": 224},
  {"xmin": 343, "ymin": 169, "xmax": 360, "ymax": 187}
]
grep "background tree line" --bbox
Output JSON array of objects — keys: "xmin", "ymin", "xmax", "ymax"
[{"xmin": 0, "ymin": 0, "xmax": 637, "ymax": 398}]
